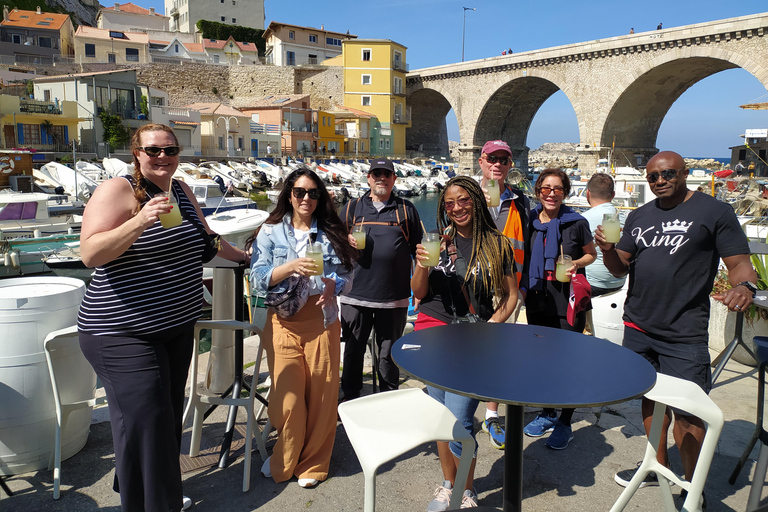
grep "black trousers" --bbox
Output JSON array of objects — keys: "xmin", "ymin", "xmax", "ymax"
[
  {"xmin": 340, "ymin": 304, "xmax": 407, "ymax": 398},
  {"xmin": 79, "ymin": 322, "xmax": 195, "ymax": 512}
]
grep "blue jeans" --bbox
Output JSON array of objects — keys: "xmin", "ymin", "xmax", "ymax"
[{"xmin": 427, "ymin": 386, "xmax": 479, "ymax": 458}]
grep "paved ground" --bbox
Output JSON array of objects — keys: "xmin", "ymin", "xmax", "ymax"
[{"xmin": 2, "ymin": 335, "xmax": 767, "ymax": 511}]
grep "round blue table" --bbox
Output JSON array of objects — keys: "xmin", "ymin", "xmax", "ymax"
[{"xmin": 392, "ymin": 322, "xmax": 657, "ymax": 512}]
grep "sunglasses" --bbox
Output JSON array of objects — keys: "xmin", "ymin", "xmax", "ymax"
[
  {"xmin": 539, "ymin": 186, "xmax": 565, "ymax": 197},
  {"xmin": 444, "ymin": 197, "xmax": 472, "ymax": 211},
  {"xmin": 371, "ymin": 169, "xmax": 393, "ymax": 178},
  {"xmin": 292, "ymin": 187, "xmax": 321, "ymax": 200},
  {"xmin": 646, "ymin": 168, "xmax": 682, "ymax": 183},
  {"xmin": 139, "ymin": 146, "xmax": 181, "ymax": 157},
  {"xmin": 485, "ymin": 155, "xmax": 511, "ymax": 166}
]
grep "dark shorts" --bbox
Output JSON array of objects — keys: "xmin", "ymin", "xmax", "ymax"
[{"xmin": 623, "ymin": 326, "xmax": 712, "ymax": 395}]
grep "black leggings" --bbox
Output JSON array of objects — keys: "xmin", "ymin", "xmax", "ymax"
[{"xmin": 79, "ymin": 322, "xmax": 195, "ymax": 512}]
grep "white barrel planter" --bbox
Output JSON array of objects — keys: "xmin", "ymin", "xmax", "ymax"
[{"xmin": 0, "ymin": 277, "xmax": 94, "ymax": 475}]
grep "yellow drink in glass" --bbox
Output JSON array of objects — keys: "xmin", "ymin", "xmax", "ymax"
[
  {"xmin": 422, "ymin": 233, "xmax": 441, "ymax": 267},
  {"xmin": 485, "ymin": 179, "xmax": 500, "ymax": 207},
  {"xmin": 556, "ymin": 255, "xmax": 572, "ymax": 283},
  {"xmin": 602, "ymin": 213, "xmax": 621, "ymax": 244},
  {"xmin": 306, "ymin": 243, "xmax": 324, "ymax": 276},
  {"xmin": 352, "ymin": 226, "xmax": 366, "ymax": 249},
  {"xmin": 159, "ymin": 192, "xmax": 183, "ymax": 229}
]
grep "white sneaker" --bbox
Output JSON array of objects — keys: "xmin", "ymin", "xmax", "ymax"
[
  {"xmin": 298, "ymin": 478, "xmax": 319, "ymax": 488},
  {"xmin": 182, "ymin": 495, "xmax": 193, "ymax": 511},
  {"xmin": 261, "ymin": 456, "xmax": 272, "ymax": 478}
]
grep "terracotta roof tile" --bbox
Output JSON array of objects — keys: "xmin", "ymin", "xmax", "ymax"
[
  {"xmin": 102, "ymin": 3, "xmax": 166, "ymax": 17},
  {"xmin": 1, "ymin": 8, "xmax": 69, "ymax": 30},
  {"xmin": 203, "ymin": 38, "xmax": 258, "ymax": 52}
]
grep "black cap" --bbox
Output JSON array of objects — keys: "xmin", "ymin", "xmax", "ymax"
[{"xmin": 368, "ymin": 158, "xmax": 395, "ymax": 173}]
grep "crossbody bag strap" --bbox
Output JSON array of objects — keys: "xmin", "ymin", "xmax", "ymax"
[{"xmin": 174, "ymin": 181, "xmax": 221, "ymax": 250}]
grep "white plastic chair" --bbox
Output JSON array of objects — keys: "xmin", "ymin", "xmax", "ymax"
[
  {"xmin": 44, "ymin": 325, "xmax": 107, "ymax": 500},
  {"xmin": 610, "ymin": 373, "xmax": 724, "ymax": 512},
  {"xmin": 338, "ymin": 387, "xmax": 475, "ymax": 512},
  {"xmin": 181, "ymin": 320, "xmax": 269, "ymax": 492}
]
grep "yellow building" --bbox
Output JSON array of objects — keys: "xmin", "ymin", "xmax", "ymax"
[
  {"xmin": 316, "ymin": 110, "xmax": 344, "ymax": 156},
  {"xmin": 324, "ymin": 106, "xmax": 375, "ymax": 158},
  {"xmin": 0, "ymin": 94, "xmax": 82, "ymax": 152},
  {"xmin": 341, "ymin": 39, "xmax": 410, "ymax": 157}
]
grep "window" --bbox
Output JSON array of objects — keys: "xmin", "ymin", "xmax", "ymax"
[
  {"xmin": 309, "ymin": 34, "xmax": 317, "ymax": 43},
  {"xmin": 238, "ymin": 137, "xmax": 244, "ymax": 149},
  {"xmin": 386, "ymin": 139, "xmax": 390, "ymax": 150},
  {"xmin": 221, "ymin": 16, "xmax": 225, "ymax": 21},
  {"xmin": 109, "ymin": 31, "xmax": 125, "ymax": 39},
  {"xmin": 361, "ymin": 96, "xmax": 371, "ymax": 106},
  {"xmin": 213, "ymin": 54, "xmax": 220, "ymax": 63},
  {"xmin": 126, "ymin": 48, "xmax": 139, "ymax": 62},
  {"xmin": 308, "ymin": 54, "xmax": 317, "ymax": 64},
  {"xmin": 361, "ymin": 141, "xmax": 365, "ymax": 152},
  {"xmin": 38, "ymin": 36, "xmax": 52, "ymax": 48},
  {"xmin": 232, "ymin": 0, "xmax": 236, "ymax": 4},
  {"xmin": 232, "ymin": 18, "xmax": 236, "ymax": 23},
  {"xmin": 289, "ymin": 31, "xmax": 295, "ymax": 40},
  {"xmin": 22, "ymin": 124, "xmax": 41, "ymax": 145},
  {"xmin": 361, "ymin": 74, "xmax": 371, "ymax": 85},
  {"xmin": 12, "ymin": 34, "xmax": 21, "ymax": 44},
  {"xmin": 379, "ymin": 139, "xmax": 384, "ymax": 150},
  {"xmin": 362, "ymin": 49, "xmax": 371, "ymax": 61},
  {"xmin": 218, "ymin": 136, "xmax": 225, "ymax": 150},
  {"xmin": 326, "ymin": 37, "xmax": 341, "ymax": 46},
  {"xmin": 85, "ymin": 43, "xmax": 95, "ymax": 57},
  {"xmin": 36, "ymin": 21, "xmax": 50, "ymax": 26},
  {"xmin": 43, "ymin": 90, "xmax": 51, "ymax": 101},
  {"xmin": 108, "ymin": 53, "xmax": 116, "ymax": 64},
  {"xmin": 394, "ymin": 76, "xmax": 403, "ymax": 94},
  {"xmin": 286, "ymin": 51, "xmax": 295, "ymax": 66}
]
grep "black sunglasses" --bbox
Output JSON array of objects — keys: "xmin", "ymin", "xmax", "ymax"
[
  {"xmin": 292, "ymin": 187, "xmax": 321, "ymax": 200},
  {"xmin": 139, "ymin": 146, "xmax": 181, "ymax": 157},
  {"xmin": 646, "ymin": 168, "xmax": 683, "ymax": 183},
  {"xmin": 485, "ymin": 155, "xmax": 511, "ymax": 166},
  {"xmin": 371, "ymin": 169, "xmax": 393, "ymax": 178}
]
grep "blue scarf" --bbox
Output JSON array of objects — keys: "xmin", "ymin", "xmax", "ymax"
[{"xmin": 528, "ymin": 204, "xmax": 584, "ymax": 292}]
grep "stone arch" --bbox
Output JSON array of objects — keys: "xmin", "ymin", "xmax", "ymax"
[
  {"xmin": 406, "ymin": 85, "xmax": 457, "ymax": 157},
  {"xmin": 601, "ymin": 47, "xmax": 768, "ymax": 162}
]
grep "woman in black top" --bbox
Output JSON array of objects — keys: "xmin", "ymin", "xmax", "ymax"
[
  {"xmin": 522, "ymin": 168, "xmax": 596, "ymax": 450},
  {"xmin": 411, "ymin": 176, "xmax": 517, "ymax": 509}
]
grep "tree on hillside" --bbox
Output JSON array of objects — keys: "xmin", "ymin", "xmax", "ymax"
[{"xmin": 196, "ymin": 20, "xmax": 266, "ymax": 55}]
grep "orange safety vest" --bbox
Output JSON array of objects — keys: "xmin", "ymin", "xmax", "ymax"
[{"xmin": 501, "ymin": 199, "xmax": 525, "ymax": 287}]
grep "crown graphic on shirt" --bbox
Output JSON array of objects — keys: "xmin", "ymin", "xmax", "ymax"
[{"xmin": 661, "ymin": 220, "xmax": 692, "ymax": 233}]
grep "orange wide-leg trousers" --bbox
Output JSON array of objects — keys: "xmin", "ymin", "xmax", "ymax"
[{"xmin": 263, "ymin": 301, "xmax": 340, "ymax": 483}]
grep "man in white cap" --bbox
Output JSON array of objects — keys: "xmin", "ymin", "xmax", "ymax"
[
  {"xmin": 340, "ymin": 158, "xmax": 423, "ymax": 401},
  {"xmin": 477, "ymin": 140, "xmax": 531, "ymax": 450}
]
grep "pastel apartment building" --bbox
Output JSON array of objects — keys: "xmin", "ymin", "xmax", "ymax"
[
  {"xmin": 237, "ymin": 94, "xmax": 315, "ymax": 155},
  {"xmin": 74, "ymin": 25, "xmax": 151, "ymax": 65},
  {"xmin": 339, "ymin": 39, "xmax": 410, "ymax": 157},
  {"xmin": 263, "ymin": 21, "xmax": 355, "ymax": 66},
  {"xmin": 165, "ymin": 0, "xmax": 264, "ymax": 34},
  {"xmin": 0, "ymin": 7, "xmax": 74, "ymax": 65}
]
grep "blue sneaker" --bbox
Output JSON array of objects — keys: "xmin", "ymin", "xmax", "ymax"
[
  {"xmin": 482, "ymin": 417, "xmax": 505, "ymax": 449},
  {"xmin": 545, "ymin": 421, "xmax": 574, "ymax": 450},
  {"xmin": 523, "ymin": 413, "xmax": 557, "ymax": 437}
]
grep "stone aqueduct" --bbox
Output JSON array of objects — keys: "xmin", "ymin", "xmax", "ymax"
[{"xmin": 405, "ymin": 12, "xmax": 768, "ymax": 173}]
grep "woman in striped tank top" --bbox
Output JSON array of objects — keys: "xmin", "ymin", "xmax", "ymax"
[{"xmin": 77, "ymin": 124, "xmax": 248, "ymax": 512}]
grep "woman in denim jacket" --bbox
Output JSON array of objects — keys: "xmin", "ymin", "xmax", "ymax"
[{"xmin": 250, "ymin": 167, "xmax": 357, "ymax": 488}]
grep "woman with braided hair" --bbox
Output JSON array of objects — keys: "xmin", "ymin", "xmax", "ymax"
[{"xmin": 411, "ymin": 175, "xmax": 518, "ymax": 510}]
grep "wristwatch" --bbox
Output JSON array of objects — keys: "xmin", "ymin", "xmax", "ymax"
[{"xmin": 736, "ymin": 281, "xmax": 758, "ymax": 297}]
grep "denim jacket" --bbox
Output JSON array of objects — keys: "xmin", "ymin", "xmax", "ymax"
[{"xmin": 251, "ymin": 213, "xmax": 352, "ymax": 325}]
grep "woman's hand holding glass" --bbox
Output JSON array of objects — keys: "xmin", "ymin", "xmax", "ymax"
[
  {"xmin": 414, "ymin": 243, "xmax": 431, "ymax": 269},
  {"xmin": 286, "ymin": 255, "xmax": 319, "ymax": 278},
  {"xmin": 138, "ymin": 195, "xmax": 173, "ymax": 228}
]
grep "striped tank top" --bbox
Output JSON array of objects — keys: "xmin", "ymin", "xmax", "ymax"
[{"xmin": 77, "ymin": 178, "xmax": 206, "ymax": 336}]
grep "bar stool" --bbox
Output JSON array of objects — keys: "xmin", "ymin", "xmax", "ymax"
[{"xmin": 729, "ymin": 336, "xmax": 768, "ymax": 512}]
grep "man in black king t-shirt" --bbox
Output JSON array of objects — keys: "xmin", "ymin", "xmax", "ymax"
[{"xmin": 595, "ymin": 151, "xmax": 757, "ymax": 492}]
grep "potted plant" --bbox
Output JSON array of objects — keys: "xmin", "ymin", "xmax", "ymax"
[{"xmin": 708, "ymin": 251, "xmax": 768, "ymax": 366}]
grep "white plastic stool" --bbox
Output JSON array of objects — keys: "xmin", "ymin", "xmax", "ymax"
[
  {"xmin": 609, "ymin": 373, "xmax": 724, "ymax": 512},
  {"xmin": 44, "ymin": 326, "xmax": 107, "ymax": 500},
  {"xmin": 338, "ymin": 387, "xmax": 475, "ymax": 512},
  {"xmin": 181, "ymin": 320, "xmax": 269, "ymax": 492}
]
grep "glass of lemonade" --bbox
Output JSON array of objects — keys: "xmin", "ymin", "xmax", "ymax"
[
  {"xmin": 555, "ymin": 254, "xmax": 573, "ymax": 283},
  {"xmin": 485, "ymin": 179, "xmax": 500, "ymax": 207},
  {"xmin": 421, "ymin": 233, "xmax": 441, "ymax": 267},
  {"xmin": 158, "ymin": 191, "xmax": 183, "ymax": 229},
  {"xmin": 602, "ymin": 212, "xmax": 621, "ymax": 244},
  {"xmin": 352, "ymin": 225, "xmax": 366, "ymax": 250},
  {"xmin": 305, "ymin": 242, "xmax": 324, "ymax": 276}
]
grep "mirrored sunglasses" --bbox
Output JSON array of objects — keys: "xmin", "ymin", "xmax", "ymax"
[
  {"xmin": 646, "ymin": 168, "xmax": 682, "ymax": 183},
  {"xmin": 371, "ymin": 169, "xmax": 393, "ymax": 178},
  {"xmin": 139, "ymin": 146, "xmax": 180, "ymax": 157},
  {"xmin": 485, "ymin": 155, "xmax": 511, "ymax": 165}
]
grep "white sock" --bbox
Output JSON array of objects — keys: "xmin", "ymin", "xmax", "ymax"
[{"xmin": 485, "ymin": 409, "xmax": 499, "ymax": 421}]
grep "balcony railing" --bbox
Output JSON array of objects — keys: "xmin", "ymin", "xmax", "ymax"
[
  {"xmin": 20, "ymin": 99, "xmax": 62, "ymax": 115},
  {"xmin": 250, "ymin": 122, "xmax": 281, "ymax": 135},
  {"xmin": 162, "ymin": 106, "xmax": 193, "ymax": 117},
  {"xmin": 393, "ymin": 112, "xmax": 411, "ymax": 125},
  {"xmin": 393, "ymin": 60, "xmax": 409, "ymax": 72}
]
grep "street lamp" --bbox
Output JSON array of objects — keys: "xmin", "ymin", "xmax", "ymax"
[{"xmin": 462, "ymin": 7, "xmax": 476, "ymax": 62}]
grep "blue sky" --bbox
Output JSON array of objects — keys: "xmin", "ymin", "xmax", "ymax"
[{"xmin": 145, "ymin": 0, "xmax": 768, "ymax": 157}]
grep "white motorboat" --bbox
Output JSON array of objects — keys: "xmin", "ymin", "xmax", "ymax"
[
  {"xmin": 37, "ymin": 162, "xmax": 98, "ymax": 201},
  {"xmin": 198, "ymin": 162, "xmax": 254, "ymax": 191},
  {"xmin": 190, "ymin": 183, "xmax": 255, "ymax": 215},
  {"xmin": 102, "ymin": 158, "xmax": 133, "ymax": 177},
  {"xmin": 205, "ymin": 208, "xmax": 269, "ymax": 249},
  {"xmin": 75, "ymin": 160, "xmax": 110, "ymax": 182}
]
